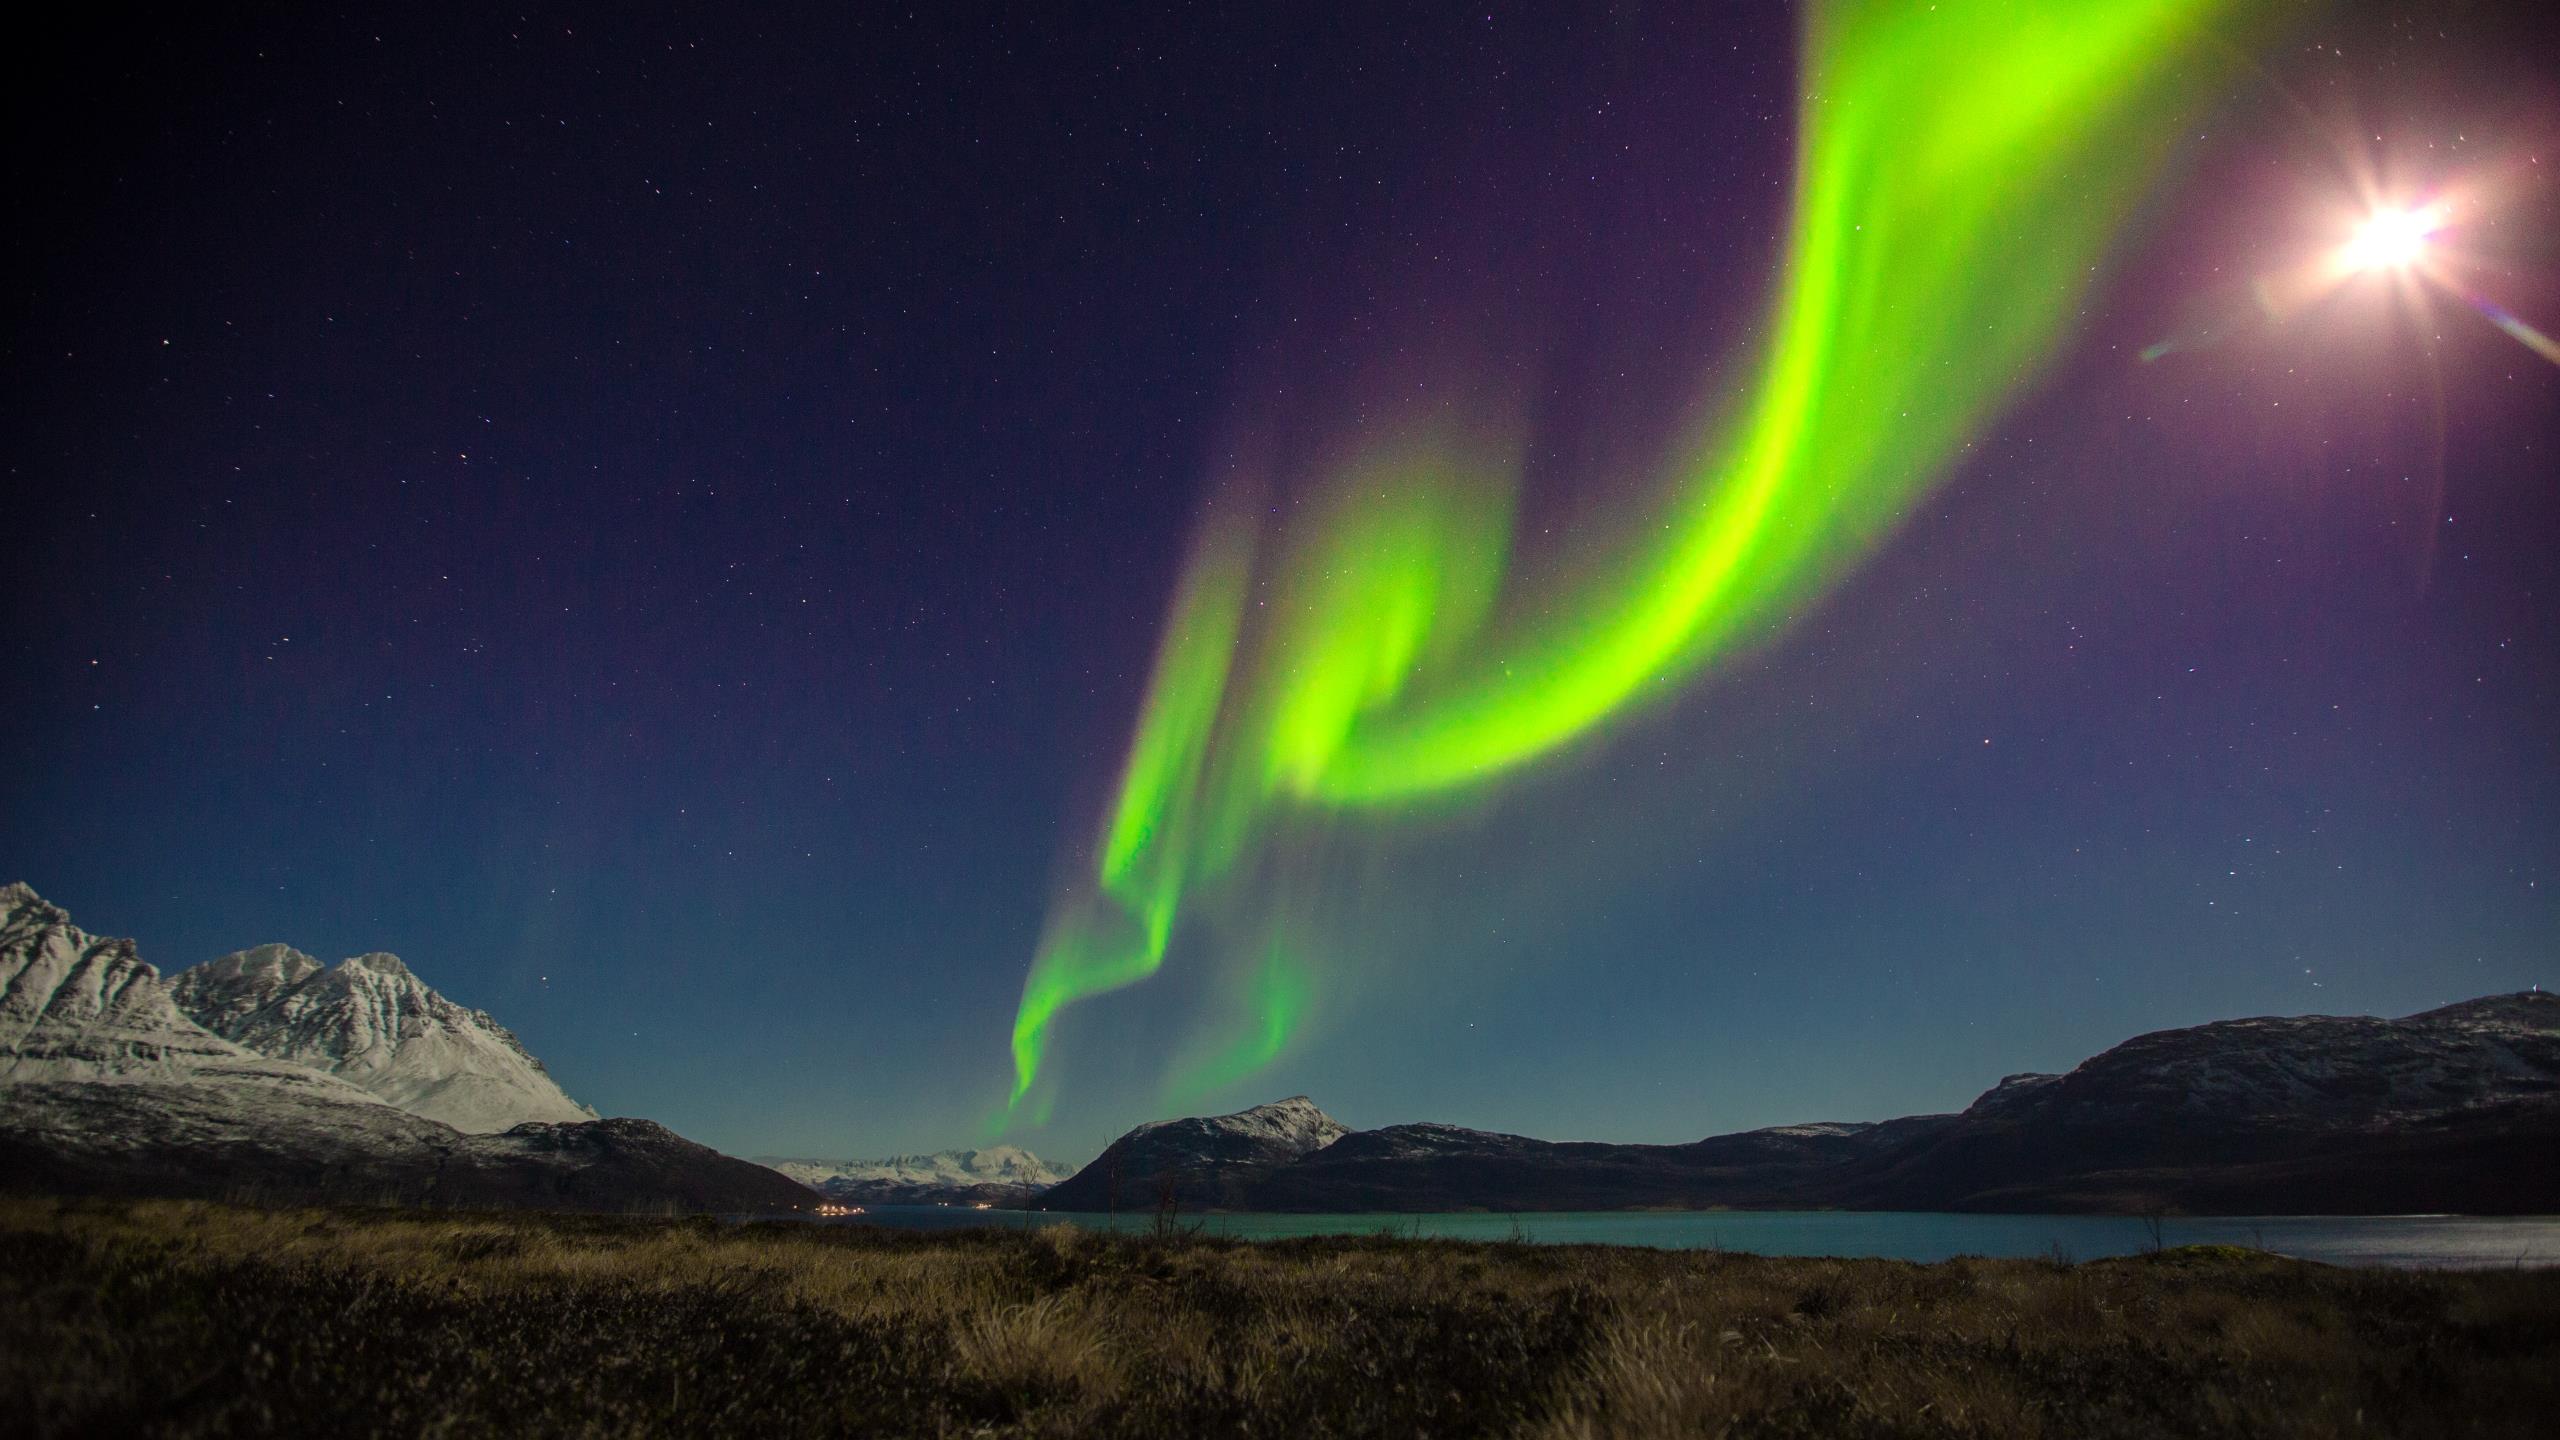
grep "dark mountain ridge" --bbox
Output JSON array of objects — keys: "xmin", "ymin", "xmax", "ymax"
[
  {"xmin": 1043, "ymin": 994, "xmax": 2560, "ymax": 1215},
  {"xmin": 0, "ymin": 1082, "xmax": 816, "ymax": 1212}
]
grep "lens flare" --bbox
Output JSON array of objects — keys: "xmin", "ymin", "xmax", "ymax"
[
  {"xmin": 1005, "ymin": 0, "xmax": 2273, "ymax": 1116},
  {"xmin": 2466, "ymin": 292, "xmax": 2560, "ymax": 367},
  {"xmin": 2343, "ymin": 206, "xmax": 2441, "ymax": 271}
]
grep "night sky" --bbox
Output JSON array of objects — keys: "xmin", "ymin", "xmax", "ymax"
[{"xmin": 10, "ymin": 2, "xmax": 2557, "ymax": 1166}]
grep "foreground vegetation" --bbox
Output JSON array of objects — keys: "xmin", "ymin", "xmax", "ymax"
[{"xmin": 2, "ymin": 1197, "xmax": 2554, "ymax": 1437}]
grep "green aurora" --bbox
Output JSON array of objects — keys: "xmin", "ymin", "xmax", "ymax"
[{"xmin": 1008, "ymin": 0, "xmax": 2272, "ymax": 1117}]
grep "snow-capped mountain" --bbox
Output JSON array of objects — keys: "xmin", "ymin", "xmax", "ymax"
[
  {"xmin": 1, "ymin": 883, "xmax": 814, "ymax": 1214},
  {"xmin": 1037, "ymin": 1097, "xmax": 1345, "ymax": 1211},
  {"xmin": 171, "ymin": 944, "xmax": 594, "ymax": 1133},
  {"xmin": 769, "ymin": 1145, "xmax": 1068, "ymax": 1191},
  {"xmin": 765, "ymin": 1145, "xmax": 1073, "ymax": 1204},
  {"xmin": 1129, "ymin": 1095, "xmax": 1350, "ymax": 1155},
  {"xmin": 0, "ymin": 883, "xmax": 385, "ymax": 1105}
]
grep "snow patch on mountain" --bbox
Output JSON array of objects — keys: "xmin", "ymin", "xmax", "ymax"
[
  {"xmin": 171, "ymin": 943, "xmax": 596, "ymax": 1133},
  {"xmin": 1958, "ymin": 992, "xmax": 2560, "ymax": 1132},
  {"xmin": 1036, "ymin": 1096, "xmax": 1349, "ymax": 1211},
  {"xmin": 1128, "ymin": 1095, "xmax": 1349, "ymax": 1154},
  {"xmin": 1750, "ymin": 1121, "xmax": 1883, "ymax": 1139},
  {"xmin": 0, "ymin": 883, "xmax": 386, "ymax": 1104},
  {"xmin": 766, "ymin": 1145, "xmax": 1070, "ymax": 1191}
]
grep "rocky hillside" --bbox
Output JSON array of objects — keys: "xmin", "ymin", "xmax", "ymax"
[
  {"xmin": 172, "ymin": 943, "xmax": 594, "ymax": 1133},
  {"xmin": 1, "ymin": 884, "xmax": 388, "ymax": 1106},
  {"xmin": 1037, "ymin": 996, "xmax": 2560, "ymax": 1216},
  {"xmin": 1038, "ymin": 1097, "xmax": 1345, "ymax": 1211},
  {"xmin": 0, "ymin": 884, "xmax": 815, "ymax": 1215},
  {"xmin": 0, "ymin": 1081, "xmax": 814, "ymax": 1212},
  {"xmin": 1245, "ymin": 1114, "xmax": 1960, "ymax": 1213},
  {"xmin": 1833, "ymin": 991, "xmax": 2560, "ymax": 1213}
]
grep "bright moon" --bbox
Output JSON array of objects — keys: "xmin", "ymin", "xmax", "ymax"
[{"xmin": 2343, "ymin": 207, "xmax": 2438, "ymax": 270}]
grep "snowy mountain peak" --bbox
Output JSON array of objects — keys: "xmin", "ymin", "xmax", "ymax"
[
  {"xmin": 342, "ymin": 951, "xmax": 413, "ymax": 979},
  {"xmin": 173, "ymin": 944, "xmax": 321, "ymax": 1029},
  {"xmin": 865, "ymin": 1144, "xmax": 1063, "ymax": 1183},
  {"xmin": 1039, "ymin": 1096, "xmax": 1348, "ymax": 1210},
  {"xmin": 764, "ymin": 1144, "xmax": 1074, "ymax": 1200},
  {"xmin": 0, "ymin": 883, "xmax": 82, "ymax": 947},
  {"xmin": 240, "ymin": 942, "xmax": 324, "ymax": 980},
  {"xmin": 0, "ymin": 884, "xmax": 384, "ymax": 1103},
  {"xmin": 1132, "ymin": 1095, "xmax": 1347, "ymax": 1151},
  {"xmin": 171, "ymin": 941, "xmax": 595, "ymax": 1134}
]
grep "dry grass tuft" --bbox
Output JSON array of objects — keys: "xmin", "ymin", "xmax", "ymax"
[{"xmin": 952, "ymin": 1291, "xmax": 1122, "ymax": 1403}]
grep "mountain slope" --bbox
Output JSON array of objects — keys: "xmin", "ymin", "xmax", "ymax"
[
  {"xmin": 0, "ymin": 883, "xmax": 387, "ymax": 1105},
  {"xmin": 0, "ymin": 884, "xmax": 815, "ymax": 1214},
  {"xmin": 0, "ymin": 1080, "xmax": 816, "ymax": 1212},
  {"xmin": 1834, "ymin": 992, "xmax": 2560, "ymax": 1213},
  {"xmin": 1042, "ymin": 995, "xmax": 2560, "ymax": 1216},
  {"xmin": 1038, "ymin": 1097, "xmax": 1345, "ymax": 1211},
  {"xmin": 172, "ymin": 944, "xmax": 595, "ymax": 1133},
  {"xmin": 1244, "ymin": 1114, "xmax": 1959, "ymax": 1213}
]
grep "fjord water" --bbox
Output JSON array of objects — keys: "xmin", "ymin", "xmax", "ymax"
[{"xmin": 828, "ymin": 1208, "xmax": 2559, "ymax": 1270}]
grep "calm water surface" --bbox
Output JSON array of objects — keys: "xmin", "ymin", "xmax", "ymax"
[{"xmin": 816, "ymin": 1207, "xmax": 2559, "ymax": 1269}]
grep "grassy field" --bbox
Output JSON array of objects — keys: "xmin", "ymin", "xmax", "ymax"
[{"xmin": 3, "ymin": 1197, "xmax": 2554, "ymax": 1437}]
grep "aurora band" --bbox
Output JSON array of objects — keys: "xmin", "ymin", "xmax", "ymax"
[{"xmin": 1009, "ymin": 0, "xmax": 2270, "ymax": 1111}]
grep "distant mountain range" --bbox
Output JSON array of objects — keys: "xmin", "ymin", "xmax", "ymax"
[
  {"xmin": 11, "ymin": 879, "xmax": 2552, "ymax": 1218},
  {"xmin": 0, "ymin": 883, "xmax": 813, "ymax": 1214},
  {"xmin": 1041, "ymin": 995, "xmax": 2560, "ymax": 1216},
  {"xmin": 764, "ymin": 1146, "xmax": 1074, "ymax": 1206}
]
